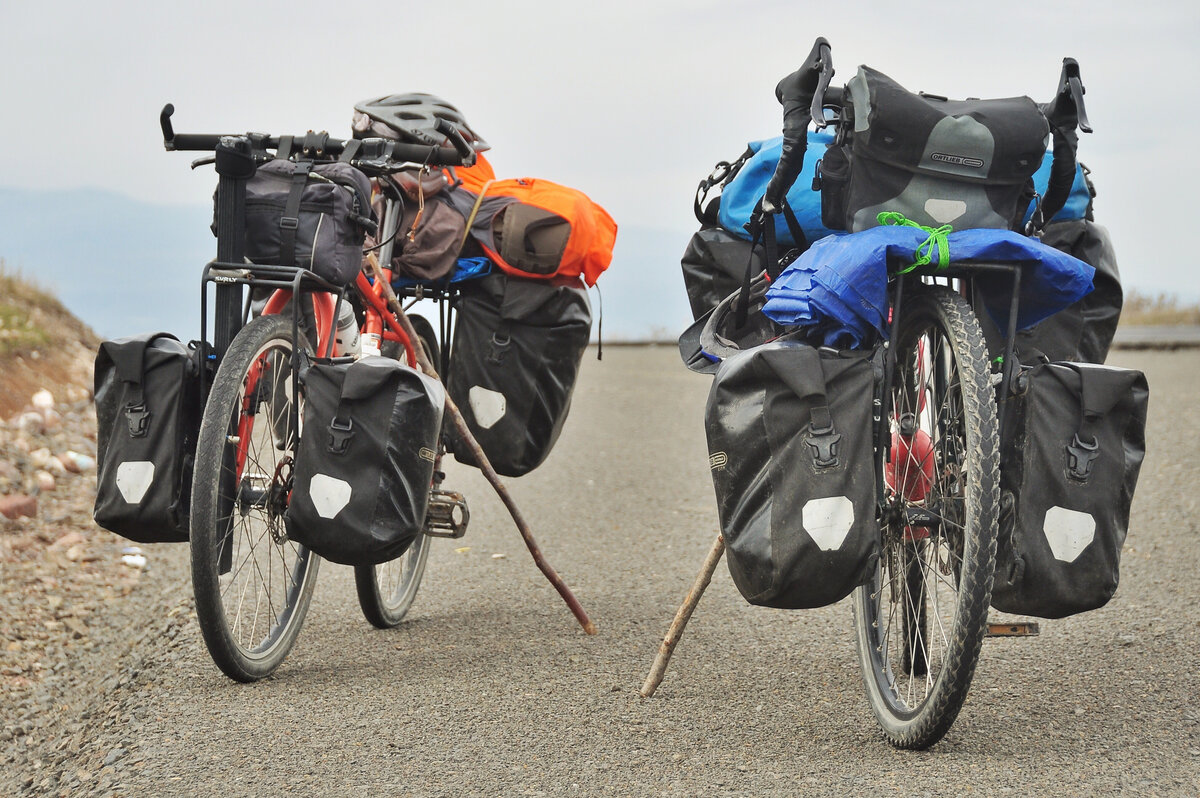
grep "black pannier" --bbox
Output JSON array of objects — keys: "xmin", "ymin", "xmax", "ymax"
[
  {"xmin": 1016, "ymin": 219, "xmax": 1123, "ymax": 363},
  {"xmin": 286, "ymin": 356, "xmax": 444, "ymax": 566},
  {"xmin": 705, "ymin": 339, "xmax": 880, "ymax": 609},
  {"xmin": 823, "ymin": 66, "xmax": 1049, "ymax": 233},
  {"xmin": 680, "ymin": 226, "xmax": 764, "ymax": 322},
  {"xmin": 446, "ymin": 272, "xmax": 592, "ymax": 477},
  {"xmin": 229, "ymin": 159, "xmax": 374, "ymax": 286},
  {"xmin": 94, "ymin": 333, "xmax": 205, "ymax": 543},
  {"xmin": 992, "ymin": 360, "xmax": 1148, "ymax": 618},
  {"xmin": 975, "ymin": 218, "xmax": 1123, "ymax": 365}
]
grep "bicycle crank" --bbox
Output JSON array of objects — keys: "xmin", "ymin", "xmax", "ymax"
[{"xmin": 424, "ymin": 489, "xmax": 469, "ymax": 538}]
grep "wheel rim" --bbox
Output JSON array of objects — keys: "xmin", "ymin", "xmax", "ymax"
[
  {"xmin": 864, "ymin": 312, "xmax": 973, "ymax": 716},
  {"xmin": 211, "ymin": 336, "xmax": 316, "ymax": 660},
  {"xmin": 374, "ymin": 533, "xmax": 429, "ymax": 614}
]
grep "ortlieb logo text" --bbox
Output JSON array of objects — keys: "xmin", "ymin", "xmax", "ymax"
[
  {"xmin": 931, "ymin": 152, "xmax": 984, "ymax": 169},
  {"xmin": 709, "ymin": 452, "xmax": 728, "ymax": 470},
  {"xmin": 419, "ymin": 447, "xmax": 436, "ymax": 463}
]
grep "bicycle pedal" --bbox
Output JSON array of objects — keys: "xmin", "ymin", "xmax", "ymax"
[
  {"xmin": 424, "ymin": 489, "xmax": 469, "ymax": 538},
  {"xmin": 985, "ymin": 621, "xmax": 1040, "ymax": 637}
]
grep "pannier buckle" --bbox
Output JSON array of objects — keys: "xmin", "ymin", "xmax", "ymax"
[
  {"xmin": 279, "ymin": 216, "xmax": 300, "ymax": 231},
  {"xmin": 327, "ymin": 418, "xmax": 354, "ymax": 455},
  {"xmin": 1066, "ymin": 433, "xmax": 1099, "ymax": 481},
  {"xmin": 124, "ymin": 403, "xmax": 150, "ymax": 437},
  {"xmin": 806, "ymin": 421, "xmax": 842, "ymax": 469}
]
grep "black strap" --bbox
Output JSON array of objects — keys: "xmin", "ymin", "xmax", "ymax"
[
  {"xmin": 276, "ymin": 135, "xmax": 294, "ymax": 161},
  {"xmin": 1065, "ymin": 365, "xmax": 1126, "ymax": 481},
  {"xmin": 733, "ymin": 220, "xmax": 765, "ymax": 330},
  {"xmin": 327, "ymin": 360, "xmax": 399, "ymax": 455},
  {"xmin": 102, "ymin": 333, "xmax": 180, "ymax": 438},
  {"xmin": 693, "ymin": 149, "xmax": 753, "ymax": 226},
  {"xmin": 779, "ymin": 195, "xmax": 809, "ymax": 255},
  {"xmin": 760, "ymin": 344, "xmax": 841, "ymax": 468},
  {"xmin": 279, "ymin": 161, "xmax": 313, "ymax": 268},
  {"xmin": 593, "ymin": 283, "xmax": 603, "ymax": 361},
  {"xmin": 338, "ymin": 138, "xmax": 362, "ymax": 163}
]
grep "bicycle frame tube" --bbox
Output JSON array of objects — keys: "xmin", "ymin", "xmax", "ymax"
[{"xmin": 354, "ymin": 272, "xmax": 416, "ymax": 367}]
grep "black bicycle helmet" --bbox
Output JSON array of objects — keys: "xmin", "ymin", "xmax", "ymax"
[{"xmin": 351, "ymin": 93, "xmax": 490, "ymax": 152}]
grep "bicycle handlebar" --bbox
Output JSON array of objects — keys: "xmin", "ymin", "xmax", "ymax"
[{"xmin": 159, "ymin": 103, "xmax": 476, "ymax": 169}]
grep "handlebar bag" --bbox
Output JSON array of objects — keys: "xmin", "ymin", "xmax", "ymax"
[
  {"xmin": 446, "ymin": 272, "xmax": 592, "ymax": 477},
  {"xmin": 286, "ymin": 356, "xmax": 444, "ymax": 566},
  {"xmin": 447, "ymin": 178, "xmax": 617, "ymax": 287},
  {"xmin": 705, "ymin": 340, "xmax": 881, "ymax": 609},
  {"xmin": 231, "ymin": 159, "xmax": 374, "ymax": 286},
  {"xmin": 93, "ymin": 333, "xmax": 205, "ymax": 543},
  {"xmin": 827, "ymin": 66, "xmax": 1050, "ymax": 233},
  {"xmin": 991, "ymin": 361, "xmax": 1148, "ymax": 618}
]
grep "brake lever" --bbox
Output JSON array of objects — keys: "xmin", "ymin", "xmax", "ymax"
[
  {"xmin": 435, "ymin": 118, "xmax": 477, "ymax": 167},
  {"xmin": 160, "ymin": 104, "xmax": 177, "ymax": 150},
  {"xmin": 190, "ymin": 155, "xmax": 217, "ymax": 169},
  {"xmin": 1068, "ymin": 73, "xmax": 1092, "ymax": 133},
  {"xmin": 1044, "ymin": 58, "xmax": 1092, "ymax": 134},
  {"xmin": 809, "ymin": 41, "xmax": 835, "ymax": 129}
]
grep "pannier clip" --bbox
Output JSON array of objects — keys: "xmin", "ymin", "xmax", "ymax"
[
  {"xmin": 124, "ymin": 403, "xmax": 150, "ymax": 438},
  {"xmin": 1066, "ymin": 433, "xmax": 1099, "ymax": 481},
  {"xmin": 805, "ymin": 408, "xmax": 842, "ymax": 468},
  {"xmin": 327, "ymin": 418, "xmax": 355, "ymax": 455}
]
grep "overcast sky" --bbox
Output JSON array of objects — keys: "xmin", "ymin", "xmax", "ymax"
[{"xmin": 2, "ymin": 0, "xmax": 1197, "ymax": 299}]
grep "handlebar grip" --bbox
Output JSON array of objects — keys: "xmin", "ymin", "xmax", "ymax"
[
  {"xmin": 386, "ymin": 141, "xmax": 472, "ymax": 167},
  {"xmin": 169, "ymin": 133, "xmax": 225, "ymax": 152}
]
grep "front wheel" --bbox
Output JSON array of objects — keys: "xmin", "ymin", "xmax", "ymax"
[
  {"xmin": 354, "ymin": 314, "xmax": 441, "ymax": 628},
  {"xmin": 190, "ymin": 314, "xmax": 320, "ymax": 682},
  {"xmin": 852, "ymin": 285, "xmax": 1000, "ymax": 749}
]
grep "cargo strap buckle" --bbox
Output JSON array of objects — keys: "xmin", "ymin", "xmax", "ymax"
[
  {"xmin": 279, "ymin": 216, "xmax": 300, "ymax": 231},
  {"xmin": 124, "ymin": 403, "xmax": 150, "ymax": 438},
  {"xmin": 327, "ymin": 418, "xmax": 354, "ymax": 455},
  {"xmin": 1066, "ymin": 433, "xmax": 1099, "ymax": 481},
  {"xmin": 806, "ymin": 419, "xmax": 842, "ymax": 469}
]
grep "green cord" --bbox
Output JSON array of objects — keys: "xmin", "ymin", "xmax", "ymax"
[{"xmin": 877, "ymin": 212, "xmax": 953, "ymax": 273}]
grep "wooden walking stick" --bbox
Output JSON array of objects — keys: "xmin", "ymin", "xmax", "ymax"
[
  {"xmin": 640, "ymin": 533, "xmax": 725, "ymax": 697},
  {"xmin": 366, "ymin": 255, "xmax": 596, "ymax": 635}
]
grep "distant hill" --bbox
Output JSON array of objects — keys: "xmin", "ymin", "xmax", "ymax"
[{"xmin": 0, "ymin": 187, "xmax": 696, "ymax": 343}]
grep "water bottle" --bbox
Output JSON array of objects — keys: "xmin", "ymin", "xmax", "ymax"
[{"xmin": 333, "ymin": 302, "xmax": 361, "ymax": 357}]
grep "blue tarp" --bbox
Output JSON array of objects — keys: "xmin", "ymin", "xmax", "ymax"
[
  {"xmin": 762, "ymin": 226, "xmax": 1095, "ymax": 349},
  {"xmin": 391, "ymin": 256, "xmax": 492, "ymax": 289}
]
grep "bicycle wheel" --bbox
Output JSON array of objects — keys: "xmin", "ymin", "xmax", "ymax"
[
  {"xmin": 852, "ymin": 284, "xmax": 1000, "ymax": 748},
  {"xmin": 354, "ymin": 314, "xmax": 440, "ymax": 628},
  {"xmin": 191, "ymin": 314, "xmax": 321, "ymax": 682}
]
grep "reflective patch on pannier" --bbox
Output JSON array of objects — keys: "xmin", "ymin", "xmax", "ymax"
[
  {"xmin": 1043, "ymin": 506, "xmax": 1096, "ymax": 563},
  {"xmin": 468, "ymin": 386, "xmax": 507, "ymax": 430},
  {"xmin": 802, "ymin": 496, "xmax": 854, "ymax": 552},
  {"xmin": 309, "ymin": 474, "xmax": 353, "ymax": 520},
  {"xmin": 115, "ymin": 461, "xmax": 155, "ymax": 505}
]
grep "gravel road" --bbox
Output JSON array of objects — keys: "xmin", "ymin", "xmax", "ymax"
[{"xmin": 4, "ymin": 346, "xmax": 1198, "ymax": 797}]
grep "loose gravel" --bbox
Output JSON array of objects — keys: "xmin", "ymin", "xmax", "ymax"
[{"xmin": 2, "ymin": 346, "xmax": 1198, "ymax": 797}]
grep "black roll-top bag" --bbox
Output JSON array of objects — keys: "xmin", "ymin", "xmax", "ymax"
[
  {"xmin": 286, "ymin": 356, "xmax": 444, "ymax": 566},
  {"xmin": 222, "ymin": 159, "xmax": 374, "ymax": 285},
  {"xmin": 992, "ymin": 360, "xmax": 1148, "ymax": 618},
  {"xmin": 446, "ymin": 272, "xmax": 592, "ymax": 477},
  {"xmin": 821, "ymin": 66, "xmax": 1049, "ymax": 233},
  {"xmin": 705, "ymin": 340, "xmax": 880, "ymax": 609},
  {"xmin": 93, "ymin": 333, "xmax": 205, "ymax": 542},
  {"xmin": 680, "ymin": 226, "xmax": 764, "ymax": 322}
]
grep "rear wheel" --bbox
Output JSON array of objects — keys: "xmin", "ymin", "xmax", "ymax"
[
  {"xmin": 852, "ymin": 285, "xmax": 999, "ymax": 748},
  {"xmin": 354, "ymin": 315, "xmax": 440, "ymax": 628},
  {"xmin": 190, "ymin": 314, "xmax": 320, "ymax": 682}
]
